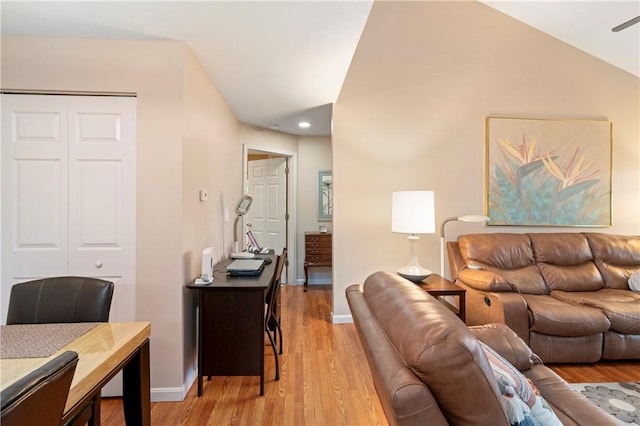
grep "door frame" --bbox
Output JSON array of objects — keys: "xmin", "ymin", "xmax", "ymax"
[{"xmin": 243, "ymin": 144, "xmax": 297, "ymax": 285}]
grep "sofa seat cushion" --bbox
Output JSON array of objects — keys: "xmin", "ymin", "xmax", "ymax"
[
  {"xmin": 550, "ymin": 289, "xmax": 640, "ymax": 334},
  {"xmin": 523, "ymin": 294, "xmax": 610, "ymax": 336}
]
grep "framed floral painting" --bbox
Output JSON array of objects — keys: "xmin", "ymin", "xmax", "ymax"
[
  {"xmin": 486, "ymin": 117, "xmax": 612, "ymax": 226},
  {"xmin": 318, "ymin": 171, "xmax": 333, "ymax": 220}
]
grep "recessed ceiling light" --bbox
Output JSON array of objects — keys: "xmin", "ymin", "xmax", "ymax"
[{"xmin": 298, "ymin": 121, "xmax": 311, "ymax": 128}]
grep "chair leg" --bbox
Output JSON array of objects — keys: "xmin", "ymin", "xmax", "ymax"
[
  {"xmin": 269, "ymin": 312, "xmax": 283, "ymax": 355},
  {"xmin": 266, "ymin": 329, "xmax": 280, "ymax": 380},
  {"xmin": 275, "ymin": 321, "xmax": 283, "ymax": 355}
]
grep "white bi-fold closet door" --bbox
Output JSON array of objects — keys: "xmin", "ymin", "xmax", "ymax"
[{"xmin": 1, "ymin": 94, "xmax": 136, "ymax": 325}]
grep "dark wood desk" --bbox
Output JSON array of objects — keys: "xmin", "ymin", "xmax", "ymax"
[
  {"xmin": 187, "ymin": 254, "xmax": 276, "ymax": 397},
  {"xmin": 416, "ymin": 274, "xmax": 466, "ymax": 322}
]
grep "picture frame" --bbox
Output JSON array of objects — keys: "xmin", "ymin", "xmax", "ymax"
[
  {"xmin": 486, "ymin": 116, "xmax": 612, "ymax": 226},
  {"xmin": 318, "ymin": 171, "xmax": 333, "ymax": 221}
]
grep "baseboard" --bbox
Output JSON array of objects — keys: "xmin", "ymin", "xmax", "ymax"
[
  {"xmin": 332, "ymin": 313, "xmax": 353, "ymax": 324},
  {"xmin": 151, "ymin": 387, "xmax": 185, "ymax": 402},
  {"xmin": 294, "ymin": 279, "xmax": 332, "ymax": 286},
  {"xmin": 150, "ymin": 368, "xmax": 196, "ymax": 402}
]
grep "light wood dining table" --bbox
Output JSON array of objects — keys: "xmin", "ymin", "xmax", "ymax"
[{"xmin": 1, "ymin": 322, "xmax": 151, "ymax": 426}]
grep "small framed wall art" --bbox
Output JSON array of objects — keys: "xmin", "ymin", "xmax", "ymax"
[{"xmin": 318, "ymin": 171, "xmax": 333, "ymax": 221}]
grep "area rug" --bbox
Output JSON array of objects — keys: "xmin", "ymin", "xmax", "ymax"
[{"xmin": 570, "ymin": 382, "xmax": 640, "ymax": 425}]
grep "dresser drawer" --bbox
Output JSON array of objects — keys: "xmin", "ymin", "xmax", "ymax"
[
  {"xmin": 306, "ymin": 235, "xmax": 331, "ymax": 243},
  {"xmin": 305, "ymin": 241, "xmax": 332, "ymax": 250},
  {"xmin": 306, "ymin": 246, "xmax": 331, "ymax": 255},
  {"xmin": 305, "ymin": 254, "xmax": 332, "ymax": 263}
]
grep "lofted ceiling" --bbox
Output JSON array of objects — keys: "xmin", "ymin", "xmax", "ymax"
[{"xmin": 1, "ymin": 1, "xmax": 638, "ymax": 137}]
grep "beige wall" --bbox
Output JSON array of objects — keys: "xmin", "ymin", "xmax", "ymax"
[
  {"xmin": 181, "ymin": 47, "xmax": 241, "ymax": 393},
  {"xmin": 240, "ymin": 124, "xmax": 298, "ymax": 155},
  {"xmin": 332, "ymin": 1, "xmax": 640, "ymax": 319},
  {"xmin": 297, "ymin": 136, "xmax": 332, "ymax": 284},
  {"xmin": 1, "ymin": 36, "xmax": 242, "ymax": 399}
]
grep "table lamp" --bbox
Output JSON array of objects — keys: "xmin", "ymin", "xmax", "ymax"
[
  {"xmin": 392, "ymin": 191, "xmax": 436, "ymax": 282},
  {"xmin": 440, "ymin": 214, "xmax": 489, "ymax": 277}
]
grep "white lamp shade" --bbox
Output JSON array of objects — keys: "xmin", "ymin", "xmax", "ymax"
[{"xmin": 392, "ymin": 191, "xmax": 435, "ymax": 234}]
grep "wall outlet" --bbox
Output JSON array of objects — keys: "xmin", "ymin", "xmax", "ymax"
[{"xmin": 199, "ymin": 189, "xmax": 208, "ymax": 201}]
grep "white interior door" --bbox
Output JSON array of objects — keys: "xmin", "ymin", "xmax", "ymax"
[
  {"xmin": 1, "ymin": 95, "xmax": 70, "ymax": 318},
  {"xmin": 1, "ymin": 94, "xmax": 136, "ymax": 326},
  {"xmin": 247, "ymin": 157, "xmax": 287, "ymax": 256},
  {"xmin": 67, "ymin": 96, "xmax": 136, "ymax": 323}
]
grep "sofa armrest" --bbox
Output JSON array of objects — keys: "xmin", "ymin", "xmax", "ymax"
[
  {"xmin": 469, "ymin": 323, "xmax": 534, "ymax": 371},
  {"xmin": 454, "ymin": 281, "xmax": 531, "ymax": 344},
  {"xmin": 457, "ymin": 269, "xmax": 513, "ymax": 292},
  {"xmin": 484, "ymin": 292, "xmax": 531, "ymax": 344}
]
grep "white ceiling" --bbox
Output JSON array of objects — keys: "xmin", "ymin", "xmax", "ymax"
[{"xmin": 1, "ymin": 1, "xmax": 638, "ymax": 136}]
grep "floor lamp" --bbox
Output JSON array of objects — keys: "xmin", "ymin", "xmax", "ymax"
[{"xmin": 440, "ymin": 215, "xmax": 489, "ymax": 278}]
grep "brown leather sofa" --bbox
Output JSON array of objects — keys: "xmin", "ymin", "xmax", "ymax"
[
  {"xmin": 346, "ymin": 271, "xmax": 614, "ymax": 426},
  {"xmin": 447, "ymin": 232, "xmax": 640, "ymax": 363}
]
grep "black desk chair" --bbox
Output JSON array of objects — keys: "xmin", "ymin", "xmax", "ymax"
[
  {"xmin": 266, "ymin": 249, "xmax": 286, "ymax": 380},
  {"xmin": 6, "ymin": 277, "xmax": 114, "ymax": 324},
  {"xmin": 6, "ymin": 277, "xmax": 114, "ymax": 426},
  {"xmin": 1, "ymin": 351, "xmax": 79, "ymax": 426}
]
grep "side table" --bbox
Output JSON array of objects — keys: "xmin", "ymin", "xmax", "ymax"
[{"xmin": 416, "ymin": 274, "xmax": 466, "ymax": 322}]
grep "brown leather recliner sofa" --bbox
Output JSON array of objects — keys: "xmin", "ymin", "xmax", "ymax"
[
  {"xmin": 346, "ymin": 271, "xmax": 614, "ymax": 426},
  {"xmin": 447, "ymin": 232, "xmax": 640, "ymax": 363}
]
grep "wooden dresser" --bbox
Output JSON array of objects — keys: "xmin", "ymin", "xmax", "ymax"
[{"xmin": 304, "ymin": 232, "xmax": 332, "ymax": 291}]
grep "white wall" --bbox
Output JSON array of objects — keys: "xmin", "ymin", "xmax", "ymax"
[
  {"xmin": 1, "ymin": 36, "xmax": 242, "ymax": 400},
  {"xmin": 332, "ymin": 1, "xmax": 640, "ymax": 320}
]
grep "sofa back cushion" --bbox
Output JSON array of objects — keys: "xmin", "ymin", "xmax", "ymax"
[
  {"xmin": 529, "ymin": 233, "xmax": 604, "ymax": 292},
  {"xmin": 362, "ymin": 271, "xmax": 509, "ymax": 426},
  {"xmin": 586, "ymin": 233, "xmax": 640, "ymax": 289},
  {"xmin": 458, "ymin": 233, "xmax": 546, "ymax": 294}
]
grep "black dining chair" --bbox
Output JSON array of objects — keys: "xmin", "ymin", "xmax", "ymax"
[
  {"xmin": 0, "ymin": 351, "xmax": 79, "ymax": 426},
  {"xmin": 6, "ymin": 276, "xmax": 114, "ymax": 426},
  {"xmin": 6, "ymin": 276, "xmax": 114, "ymax": 325},
  {"xmin": 265, "ymin": 248, "xmax": 287, "ymax": 380}
]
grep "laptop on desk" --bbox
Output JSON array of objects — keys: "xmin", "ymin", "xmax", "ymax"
[{"xmin": 226, "ymin": 258, "xmax": 265, "ymax": 276}]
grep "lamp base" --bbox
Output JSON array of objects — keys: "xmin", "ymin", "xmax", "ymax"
[{"xmin": 397, "ymin": 266, "xmax": 432, "ymax": 282}]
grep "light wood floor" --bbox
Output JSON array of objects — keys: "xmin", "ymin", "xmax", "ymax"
[{"xmin": 102, "ymin": 285, "xmax": 639, "ymax": 425}]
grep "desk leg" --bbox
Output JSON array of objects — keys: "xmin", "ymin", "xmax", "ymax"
[
  {"xmin": 123, "ymin": 339, "xmax": 151, "ymax": 426},
  {"xmin": 303, "ymin": 263, "xmax": 309, "ymax": 292},
  {"xmin": 90, "ymin": 394, "xmax": 101, "ymax": 426}
]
